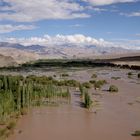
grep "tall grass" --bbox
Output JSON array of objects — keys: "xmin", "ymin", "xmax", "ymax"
[
  {"xmin": 0, "ymin": 75, "xmax": 71, "ymax": 123},
  {"xmin": 84, "ymin": 92, "xmax": 93, "ymax": 109},
  {"xmin": 79, "ymin": 84, "xmax": 93, "ymax": 109}
]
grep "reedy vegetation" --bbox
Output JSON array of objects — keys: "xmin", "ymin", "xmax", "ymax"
[
  {"xmin": 79, "ymin": 85, "xmax": 93, "ymax": 109},
  {"xmin": 0, "ymin": 75, "xmax": 71, "ymax": 124}
]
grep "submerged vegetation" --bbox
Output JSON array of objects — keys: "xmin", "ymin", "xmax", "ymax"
[
  {"xmin": 84, "ymin": 92, "xmax": 93, "ymax": 109},
  {"xmin": 128, "ymin": 72, "xmax": 133, "ymax": 78},
  {"xmin": 0, "ymin": 64, "xmax": 139, "ymax": 139},
  {"xmin": 79, "ymin": 84, "xmax": 93, "ymax": 109},
  {"xmin": 61, "ymin": 73, "xmax": 69, "ymax": 77},
  {"xmin": 138, "ymin": 73, "xmax": 140, "ymax": 78},
  {"xmin": 91, "ymin": 74, "xmax": 97, "ymax": 78},
  {"xmin": 94, "ymin": 80, "xmax": 107, "ymax": 90},
  {"xmin": 128, "ymin": 72, "xmax": 133, "ymax": 76},
  {"xmin": 79, "ymin": 84, "xmax": 84, "ymax": 99},
  {"xmin": 109, "ymin": 85, "xmax": 118, "ymax": 92},
  {"xmin": 82, "ymin": 82, "xmax": 91, "ymax": 89},
  {"xmin": 131, "ymin": 130, "xmax": 140, "ymax": 136},
  {"xmin": 0, "ymin": 75, "xmax": 71, "ymax": 122},
  {"xmin": 111, "ymin": 77, "xmax": 121, "ymax": 80},
  {"xmin": 0, "ymin": 74, "xmax": 71, "ymax": 138}
]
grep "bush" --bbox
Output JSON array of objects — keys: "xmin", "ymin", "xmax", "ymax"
[
  {"xmin": 131, "ymin": 130, "xmax": 140, "ymax": 136},
  {"xmin": 91, "ymin": 74, "xmax": 97, "ymax": 78},
  {"xmin": 109, "ymin": 85, "xmax": 118, "ymax": 92},
  {"xmin": 21, "ymin": 108, "xmax": 28, "ymax": 115},
  {"xmin": 89, "ymin": 80, "xmax": 96, "ymax": 84},
  {"xmin": 138, "ymin": 73, "xmax": 140, "ymax": 78},
  {"xmin": 65, "ymin": 79, "xmax": 80, "ymax": 87},
  {"xmin": 82, "ymin": 82, "xmax": 91, "ymax": 89},
  {"xmin": 111, "ymin": 77, "xmax": 121, "ymax": 80},
  {"xmin": 128, "ymin": 72, "xmax": 133, "ymax": 76},
  {"xmin": 94, "ymin": 80, "xmax": 107, "ymax": 90},
  {"xmin": 79, "ymin": 84, "xmax": 84, "ymax": 98},
  {"xmin": 61, "ymin": 73, "xmax": 69, "ymax": 77},
  {"xmin": 98, "ymin": 80, "xmax": 107, "ymax": 85},
  {"xmin": 84, "ymin": 92, "xmax": 93, "ymax": 109},
  {"xmin": 0, "ymin": 128, "xmax": 7, "ymax": 137},
  {"xmin": 7, "ymin": 121, "xmax": 16, "ymax": 130}
]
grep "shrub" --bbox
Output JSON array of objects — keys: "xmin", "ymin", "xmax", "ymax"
[
  {"xmin": 128, "ymin": 72, "xmax": 133, "ymax": 78},
  {"xmin": 79, "ymin": 84, "xmax": 84, "ymax": 98},
  {"xmin": 7, "ymin": 121, "xmax": 16, "ymax": 130},
  {"xmin": 94, "ymin": 80, "xmax": 107, "ymax": 90},
  {"xmin": 131, "ymin": 130, "xmax": 140, "ymax": 136},
  {"xmin": 111, "ymin": 77, "xmax": 121, "ymax": 80},
  {"xmin": 91, "ymin": 74, "xmax": 97, "ymax": 78},
  {"xmin": 109, "ymin": 85, "xmax": 118, "ymax": 92},
  {"xmin": 128, "ymin": 72, "xmax": 133, "ymax": 76},
  {"xmin": 0, "ymin": 128, "xmax": 7, "ymax": 137},
  {"xmin": 21, "ymin": 108, "xmax": 28, "ymax": 115},
  {"xmin": 48, "ymin": 76, "xmax": 53, "ymax": 80},
  {"xmin": 65, "ymin": 80, "xmax": 79, "ymax": 87},
  {"xmin": 89, "ymin": 80, "xmax": 96, "ymax": 84},
  {"xmin": 61, "ymin": 73, "xmax": 69, "ymax": 77},
  {"xmin": 94, "ymin": 81, "xmax": 101, "ymax": 90},
  {"xmin": 82, "ymin": 82, "xmax": 91, "ymax": 89},
  {"xmin": 138, "ymin": 73, "xmax": 140, "ymax": 78},
  {"xmin": 84, "ymin": 92, "xmax": 93, "ymax": 109},
  {"xmin": 98, "ymin": 80, "xmax": 107, "ymax": 85}
]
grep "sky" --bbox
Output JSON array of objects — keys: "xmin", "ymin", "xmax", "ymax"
[{"xmin": 0, "ymin": 0, "xmax": 140, "ymax": 49}]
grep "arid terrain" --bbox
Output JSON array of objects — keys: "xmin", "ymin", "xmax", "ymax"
[
  {"xmin": 0, "ymin": 0, "xmax": 140, "ymax": 140},
  {"xmin": 1, "ymin": 67, "xmax": 139, "ymax": 140}
]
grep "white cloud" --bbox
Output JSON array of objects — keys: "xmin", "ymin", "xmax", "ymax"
[
  {"xmin": 2, "ymin": 34, "xmax": 140, "ymax": 50},
  {"xmin": 85, "ymin": 6, "xmax": 107, "ymax": 12},
  {"xmin": 83, "ymin": 0, "xmax": 137, "ymax": 6},
  {"xmin": 0, "ymin": 0, "xmax": 90, "ymax": 22},
  {"xmin": 122, "ymin": 11, "xmax": 140, "ymax": 17},
  {"xmin": 69, "ymin": 24, "xmax": 84, "ymax": 27},
  {"xmin": 130, "ymin": 12, "xmax": 140, "ymax": 16},
  {"xmin": 0, "ymin": 24, "xmax": 37, "ymax": 33},
  {"xmin": 2, "ymin": 34, "xmax": 112, "ymax": 47}
]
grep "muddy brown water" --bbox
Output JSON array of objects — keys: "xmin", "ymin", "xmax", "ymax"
[{"xmin": 7, "ymin": 68, "xmax": 140, "ymax": 140}]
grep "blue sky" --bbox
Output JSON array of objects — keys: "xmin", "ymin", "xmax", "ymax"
[{"xmin": 0, "ymin": 0, "xmax": 140, "ymax": 49}]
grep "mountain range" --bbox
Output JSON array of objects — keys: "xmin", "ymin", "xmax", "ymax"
[{"xmin": 0, "ymin": 42, "xmax": 140, "ymax": 67}]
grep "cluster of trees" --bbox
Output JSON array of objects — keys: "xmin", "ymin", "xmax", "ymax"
[
  {"xmin": 20, "ymin": 59, "xmax": 140, "ymax": 70},
  {"xmin": 0, "ymin": 75, "xmax": 71, "ymax": 124}
]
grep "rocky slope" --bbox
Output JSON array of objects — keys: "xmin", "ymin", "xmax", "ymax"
[
  {"xmin": 0, "ymin": 47, "xmax": 40, "ymax": 64},
  {"xmin": 0, "ymin": 54, "xmax": 17, "ymax": 67}
]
